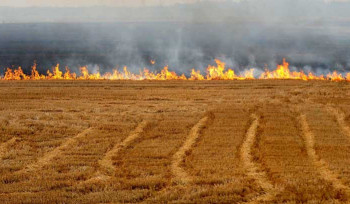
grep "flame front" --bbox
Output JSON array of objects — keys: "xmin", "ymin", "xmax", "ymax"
[
  {"xmin": 1, "ymin": 58, "xmax": 350, "ymax": 82},
  {"xmin": 259, "ymin": 59, "xmax": 325, "ymax": 81}
]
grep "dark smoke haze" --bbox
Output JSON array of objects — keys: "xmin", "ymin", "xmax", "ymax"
[{"xmin": 1, "ymin": 0, "xmax": 350, "ymax": 75}]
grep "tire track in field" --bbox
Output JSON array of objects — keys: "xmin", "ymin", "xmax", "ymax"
[
  {"xmin": 145, "ymin": 115, "xmax": 210, "ymax": 202},
  {"xmin": 171, "ymin": 116, "xmax": 209, "ymax": 185},
  {"xmin": 83, "ymin": 120, "xmax": 149, "ymax": 184},
  {"xmin": 0, "ymin": 137, "xmax": 18, "ymax": 159},
  {"xmin": 22, "ymin": 128, "xmax": 93, "ymax": 173},
  {"xmin": 240, "ymin": 114, "xmax": 277, "ymax": 203},
  {"xmin": 299, "ymin": 114, "xmax": 350, "ymax": 193},
  {"xmin": 327, "ymin": 107, "xmax": 350, "ymax": 138}
]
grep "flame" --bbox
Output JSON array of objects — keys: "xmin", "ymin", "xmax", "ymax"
[
  {"xmin": 4, "ymin": 67, "xmax": 30, "ymax": 80},
  {"xmin": 204, "ymin": 59, "xmax": 256, "ymax": 80},
  {"xmin": 64, "ymin": 67, "xmax": 76, "ymax": 80},
  {"xmin": 4, "ymin": 68, "xmax": 14, "ymax": 80},
  {"xmin": 327, "ymin": 71, "xmax": 344, "ymax": 82},
  {"xmin": 1, "ymin": 59, "xmax": 350, "ymax": 82},
  {"xmin": 260, "ymin": 59, "xmax": 302, "ymax": 80},
  {"xmin": 190, "ymin": 69, "xmax": 205, "ymax": 80},
  {"xmin": 31, "ymin": 63, "xmax": 45, "ymax": 80},
  {"xmin": 157, "ymin": 66, "xmax": 184, "ymax": 80},
  {"xmin": 240, "ymin": 69, "xmax": 255, "ymax": 80},
  {"xmin": 259, "ymin": 59, "xmax": 327, "ymax": 81},
  {"xmin": 52, "ymin": 64, "xmax": 63, "ymax": 79},
  {"xmin": 79, "ymin": 66, "xmax": 90, "ymax": 79},
  {"xmin": 150, "ymin": 60, "xmax": 156, "ymax": 65}
]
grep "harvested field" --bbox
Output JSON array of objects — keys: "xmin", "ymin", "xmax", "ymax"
[{"xmin": 0, "ymin": 80, "xmax": 350, "ymax": 203}]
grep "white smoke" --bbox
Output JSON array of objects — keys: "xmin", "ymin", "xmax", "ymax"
[{"xmin": 0, "ymin": 0, "xmax": 350, "ymax": 74}]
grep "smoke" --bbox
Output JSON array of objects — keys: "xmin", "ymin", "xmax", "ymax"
[{"xmin": 0, "ymin": 0, "xmax": 350, "ymax": 75}]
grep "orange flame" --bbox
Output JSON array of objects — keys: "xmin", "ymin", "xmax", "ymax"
[
  {"xmin": 327, "ymin": 71, "xmax": 344, "ymax": 82},
  {"xmin": 259, "ymin": 59, "xmax": 326, "ymax": 81},
  {"xmin": 190, "ymin": 69, "xmax": 205, "ymax": 80},
  {"xmin": 1, "ymin": 59, "xmax": 350, "ymax": 82},
  {"xmin": 52, "ymin": 64, "xmax": 63, "ymax": 79},
  {"xmin": 4, "ymin": 67, "xmax": 30, "ymax": 80}
]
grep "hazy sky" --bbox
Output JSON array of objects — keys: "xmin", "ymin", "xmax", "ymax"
[
  {"xmin": 0, "ymin": 0, "xmax": 348, "ymax": 7},
  {"xmin": 0, "ymin": 0, "xmax": 202, "ymax": 7}
]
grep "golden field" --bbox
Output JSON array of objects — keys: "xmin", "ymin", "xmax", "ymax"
[{"xmin": 0, "ymin": 80, "xmax": 350, "ymax": 203}]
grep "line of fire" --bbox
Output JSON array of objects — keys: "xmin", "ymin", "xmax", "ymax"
[{"xmin": 2, "ymin": 59, "xmax": 350, "ymax": 82}]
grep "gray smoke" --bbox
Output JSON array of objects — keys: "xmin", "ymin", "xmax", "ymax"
[{"xmin": 0, "ymin": 0, "xmax": 350, "ymax": 75}]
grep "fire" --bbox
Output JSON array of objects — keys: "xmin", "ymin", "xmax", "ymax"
[
  {"xmin": 64, "ymin": 67, "xmax": 76, "ymax": 80},
  {"xmin": 205, "ymin": 59, "xmax": 256, "ymax": 80},
  {"xmin": 327, "ymin": 71, "xmax": 344, "ymax": 82},
  {"xmin": 190, "ymin": 69, "xmax": 205, "ymax": 80},
  {"xmin": 240, "ymin": 69, "xmax": 255, "ymax": 80},
  {"xmin": 156, "ymin": 66, "xmax": 186, "ymax": 80},
  {"xmin": 4, "ymin": 67, "xmax": 30, "ymax": 80},
  {"xmin": 259, "ymin": 59, "xmax": 329, "ymax": 81},
  {"xmin": 1, "ymin": 59, "xmax": 350, "ymax": 82},
  {"xmin": 31, "ymin": 63, "xmax": 45, "ymax": 80},
  {"xmin": 53, "ymin": 64, "xmax": 63, "ymax": 79}
]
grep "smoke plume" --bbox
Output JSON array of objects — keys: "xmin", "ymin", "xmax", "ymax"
[{"xmin": 0, "ymin": 0, "xmax": 350, "ymax": 74}]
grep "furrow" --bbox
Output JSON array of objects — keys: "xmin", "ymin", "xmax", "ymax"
[
  {"xmin": 22, "ymin": 128, "xmax": 93, "ymax": 172},
  {"xmin": 84, "ymin": 120, "xmax": 149, "ymax": 183},
  {"xmin": 240, "ymin": 114, "xmax": 277, "ymax": 203},
  {"xmin": 327, "ymin": 107, "xmax": 350, "ymax": 138},
  {"xmin": 171, "ymin": 116, "xmax": 209, "ymax": 185},
  {"xmin": 299, "ymin": 114, "xmax": 350, "ymax": 192}
]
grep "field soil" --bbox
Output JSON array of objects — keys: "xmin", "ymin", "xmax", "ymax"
[{"xmin": 0, "ymin": 80, "xmax": 350, "ymax": 203}]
